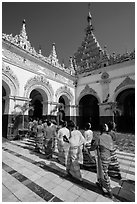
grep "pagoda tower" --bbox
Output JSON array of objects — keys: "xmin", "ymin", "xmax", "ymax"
[{"xmin": 74, "ymin": 6, "xmax": 104, "ymax": 74}]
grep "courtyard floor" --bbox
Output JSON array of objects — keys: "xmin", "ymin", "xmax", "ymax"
[{"xmin": 2, "ymin": 136, "xmax": 135, "ymax": 202}]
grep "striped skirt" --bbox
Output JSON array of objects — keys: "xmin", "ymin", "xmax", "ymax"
[
  {"xmin": 57, "ymin": 140, "xmax": 70, "ymax": 166},
  {"xmin": 83, "ymin": 144, "xmax": 96, "ymax": 168},
  {"xmin": 66, "ymin": 146, "xmax": 82, "ymax": 181},
  {"xmin": 35, "ymin": 134, "xmax": 43, "ymax": 150},
  {"xmin": 108, "ymin": 146, "xmax": 121, "ymax": 178},
  {"xmin": 44, "ymin": 138, "xmax": 53, "ymax": 158},
  {"xmin": 96, "ymin": 147, "xmax": 111, "ymax": 192}
]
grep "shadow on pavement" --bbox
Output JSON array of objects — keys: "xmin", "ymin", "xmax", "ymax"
[{"xmin": 5, "ymin": 138, "xmax": 134, "ymax": 202}]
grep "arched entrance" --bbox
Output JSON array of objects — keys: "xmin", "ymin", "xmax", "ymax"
[
  {"xmin": 2, "ymin": 80, "xmax": 11, "ymax": 115},
  {"xmin": 58, "ymin": 95, "xmax": 70, "ymax": 122},
  {"xmin": 116, "ymin": 88, "xmax": 135, "ymax": 133},
  {"xmin": 29, "ymin": 89, "xmax": 47, "ymax": 120},
  {"xmin": 79, "ymin": 94, "xmax": 99, "ymax": 130},
  {"xmin": 2, "ymin": 81, "xmax": 11, "ymax": 137}
]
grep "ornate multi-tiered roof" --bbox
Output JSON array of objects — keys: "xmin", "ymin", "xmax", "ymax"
[
  {"xmin": 73, "ymin": 8, "xmax": 135, "ymax": 75},
  {"xmin": 2, "ymin": 20, "xmax": 75, "ymax": 76},
  {"xmin": 2, "ymin": 12, "xmax": 135, "ymax": 77}
]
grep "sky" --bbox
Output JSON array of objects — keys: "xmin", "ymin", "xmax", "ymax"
[{"xmin": 2, "ymin": 2, "xmax": 135, "ymax": 67}]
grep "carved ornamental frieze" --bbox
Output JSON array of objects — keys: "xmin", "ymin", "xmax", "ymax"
[
  {"xmin": 24, "ymin": 75, "xmax": 54, "ymax": 101},
  {"xmin": 24, "ymin": 75, "xmax": 54, "ymax": 94},
  {"xmin": 2, "ymin": 62, "xmax": 19, "ymax": 88},
  {"xmin": 2, "ymin": 20, "xmax": 75, "ymax": 75},
  {"xmin": 3, "ymin": 47, "xmax": 74, "ymax": 87},
  {"xmin": 3, "ymin": 49, "xmax": 41, "ymax": 73},
  {"xmin": 101, "ymin": 72, "xmax": 109, "ymax": 80},
  {"xmin": 115, "ymin": 76, "xmax": 135, "ymax": 93},
  {"xmin": 55, "ymin": 85, "xmax": 74, "ymax": 101},
  {"xmin": 80, "ymin": 84, "xmax": 97, "ymax": 96}
]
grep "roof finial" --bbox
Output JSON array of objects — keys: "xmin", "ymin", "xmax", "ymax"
[
  {"xmin": 22, "ymin": 19, "xmax": 26, "ymax": 31},
  {"xmin": 87, "ymin": 3, "xmax": 92, "ymax": 26},
  {"xmin": 38, "ymin": 45, "xmax": 42, "ymax": 55},
  {"xmin": 48, "ymin": 42, "xmax": 59, "ymax": 66},
  {"xmin": 20, "ymin": 19, "xmax": 27, "ymax": 39}
]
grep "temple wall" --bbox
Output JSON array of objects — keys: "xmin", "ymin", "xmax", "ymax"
[
  {"xmin": 2, "ymin": 43, "xmax": 76, "ymax": 138},
  {"xmin": 75, "ymin": 60, "xmax": 135, "ymax": 129}
]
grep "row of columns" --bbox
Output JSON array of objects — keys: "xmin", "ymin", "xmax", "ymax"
[
  {"xmin": 3, "ymin": 95, "xmax": 116, "ymax": 118},
  {"xmin": 2, "ymin": 96, "xmax": 79, "ymax": 117}
]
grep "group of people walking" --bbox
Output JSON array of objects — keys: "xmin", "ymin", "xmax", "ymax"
[
  {"xmin": 28, "ymin": 118, "xmax": 121, "ymax": 199},
  {"xmin": 28, "ymin": 118, "xmax": 57, "ymax": 158}
]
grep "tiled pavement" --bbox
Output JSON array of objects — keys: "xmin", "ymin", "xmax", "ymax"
[{"xmin": 2, "ymin": 137, "xmax": 135, "ymax": 202}]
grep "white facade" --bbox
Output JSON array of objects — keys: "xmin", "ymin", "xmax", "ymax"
[{"xmin": 2, "ymin": 17, "xmax": 135, "ymax": 137}]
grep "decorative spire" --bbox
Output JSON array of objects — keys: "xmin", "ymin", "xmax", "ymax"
[
  {"xmin": 52, "ymin": 43, "xmax": 57, "ymax": 59},
  {"xmin": 74, "ymin": 3, "xmax": 103, "ymax": 74},
  {"xmin": 20, "ymin": 19, "xmax": 27, "ymax": 40},
  {"xmin": 48, "ymin": 42, "xmax": 59, "ymax": 66},
  {"xmin": 69, "ymin": 56, "xmax": 73, "ymax": 68},
  {"xmin": 87, "ymin": 3, "xmax": 92, "ymax": 26},
  {"xmin": 69, "ymin": 56, "xmax": 75, "ymax": 75}
]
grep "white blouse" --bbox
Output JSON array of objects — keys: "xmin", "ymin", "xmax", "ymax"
[{"xmin": 84, "ymin": 129, "xmax": 93, "ymax": 143}]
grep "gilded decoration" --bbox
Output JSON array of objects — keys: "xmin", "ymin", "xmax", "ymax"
[
  {"xmin": 55, "ymin": 85, "xmax": 74, "ymax": 101},
  {"xmin": 24, "ymin": 75, "xmax": 54, "ymax": 99},
  {"xmin": 115, "ymin": 77, "xmax": 135, "ymax": 93}
]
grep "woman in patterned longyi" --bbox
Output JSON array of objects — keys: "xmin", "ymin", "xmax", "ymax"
[
  {"xmin": 44, "ymin": 120, "xmax": 56, "ymax": 159},
  {"xmin": 83, "ymin": 122, "xmax": 96, "ymax": 168},
  {"xmin": 57, "ymin": 120, "xmax": 70, "ymax": 166},
  {"xmin": 35, "ymin": 119, "xmax": 44, "ymax": 153},
  {"xmin": 64, "ymin": 120, "xmax": 86, "ymax": 181},
  {"xmin": 107, "ymin": 121, "xmax": 121, "ymax": 179},
  {"xmin": 96, "ymin": 124, "xmax": 114, "ymax": 198}
]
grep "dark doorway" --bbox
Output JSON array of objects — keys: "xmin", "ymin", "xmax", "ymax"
[
  {"xmin": 2, "ymin": 86, "xmax": 6, "ymax": 114},
  {"xmin": 59, "ymin": 96, "xmax": 65, "ymax": 105},
  {"xmin": 116, "ymin": 88, "xmax": 135, "ymax": 133},
  {"xmin": 33, "ymin": 100, "xmax": 43, "ymax": 119},
  {"xmin": 58, "ymin": 96, "xmax": 66, "ymax": 123},
  {"xmin": 79, "ymin": 94, "xmax": 99, "ymax": 130},
  {"xmin": 30, "ymin": 89, "xmax": 43, "ymax": 119},
  {"xmin": 2, "ymin": 82, "xmax": 10, "ymax": 138}
]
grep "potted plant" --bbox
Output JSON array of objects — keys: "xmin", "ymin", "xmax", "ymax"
[{"xmin": 12, "ymin": 101, "xmax": 34, "ymax": 139}]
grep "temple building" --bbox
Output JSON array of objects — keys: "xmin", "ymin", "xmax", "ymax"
[{"xmin": 2, "ymin": 10, "xmax": 135, "ymax": 138}]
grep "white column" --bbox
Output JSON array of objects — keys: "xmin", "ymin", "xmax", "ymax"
[
  {"xmin": 100, "ymin": 79, "xmax": 111, "ymax": 103},
  {"xmin": 47, "ymin": 101, "xmax": 54, "ymax": 115},
  {"xmin": 3, "ymin": 96, "xmax": 11, "ymax": 114},
  {"xmin": 49, "ymin": 102, "xmax": 58, "ymax": 116},
  {"xmin": 70, "ymin": 105, "xmax": 77, "ymax": 117},
  {"xmin": 42, "ymin": 101, "xmax": 48, "ymax": 115}
]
